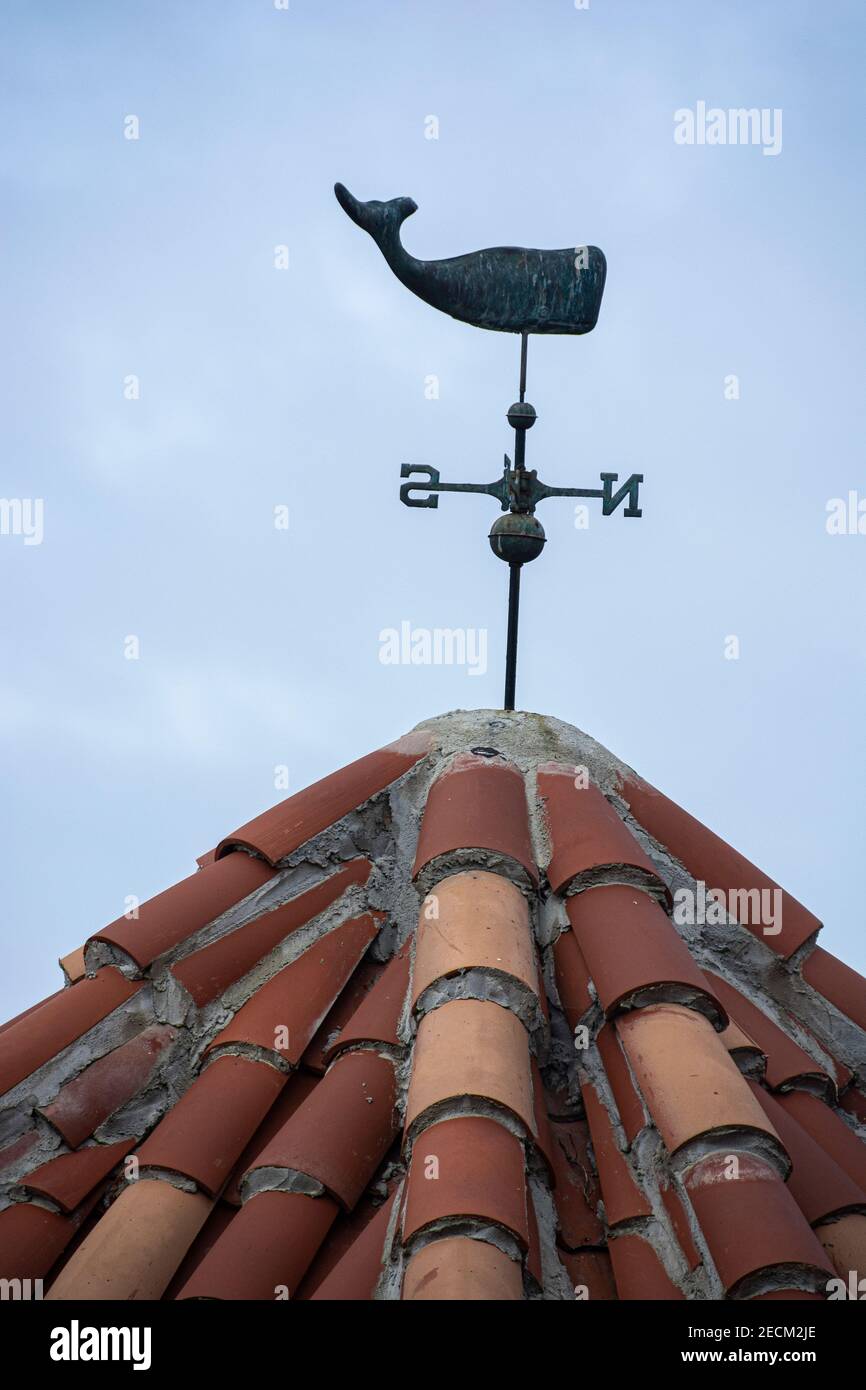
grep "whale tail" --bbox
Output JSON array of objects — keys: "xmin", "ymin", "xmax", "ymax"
[{"xmin": 334, "ymin": 182, "xmax": 417, "ymax": 246}]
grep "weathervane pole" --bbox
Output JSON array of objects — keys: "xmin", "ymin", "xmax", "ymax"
[{"xmin": 503, "ymin": 332, "xmax": 529, "ymax": 711}]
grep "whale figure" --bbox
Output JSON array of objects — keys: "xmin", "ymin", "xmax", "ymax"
[{"xmin": 334, "ymin": 182, "xmax": 606, "ymax": 335}]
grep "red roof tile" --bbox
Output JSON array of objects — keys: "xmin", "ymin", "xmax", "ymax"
[
  {"xmin": 221, "ymin": 1070, "xmax": 319, "ymax": 1206},
  {"xmin": 0, "ymin": 968, "xmax": 144, "ymax": 1097},
  {"xmin": 595, "ymin": 1022, "xmax": 648, "ymax": 1146},
  {"xmin": 616, "ymin": 772, "xmax": 821, "ymax": 958},
  {"xmin": 749, "ymin": 1082, "xmax": 866, "ymax": 1225},
  {"xmin": 177, "ymin": 1190, "xmax": 339, "ymax": 1299},
  {"xmin": 617, "ymin": 1003, "xmax": 786, "ymax": 1163},
  {"xmin": 301, "ymin": 959, "xmax": 383, "ymax": 1073},
  {"xmin": 39, "ymin": 1024, "xmax": 175, "ymax": 1147},
  {"xmin": 548, "ymin": 1118, "xmax": 605, "ymax": 1248},
  {"xmin": 552, "ymin": 928, "xmax": 595, "ymax": 1030},
  {"xmin": 776, "ymin": 1090, "xmax": 866, "ymax": 1192},
  {"xmin": 3, "ymin": 710, "xmax": 863, "ymax": 1302},
  {"xmin": 248, "ymin": 1050, "xmax": 398, "ymax": 1211},
  {"xmin": 659, "ymin": 1178, "xmax": 702, "ymax": 1271},
  {"xmin": 705, "ymin": 971, "xmax": 835, "ymax": 1099},
  {"xmin": 89, "ymin": 853, "xmax": 276, "ymax": 971},
  {"xmin": 135, "ymin": 1055, "xmax": 287, "ymax": 1196},
  {"xmin": 301, "ymin": 1188, "xmax": 398, "ymax": 1300},
  {"xmin": 802, "ymin": 945, "xmax": 866, "ymax": 1035},
  {"xmin": 580, "ymin": 1079, "xmax": 652, "ymax": 1227},
  {"xmin": 413, "ymin": 752, "xmax": 538, "ymax": 884},
  {"xmin": 559, "ymin": 1248, "xmax": 618, "ymax": 1300},
  {"xmin": 45, "ymin": 1178, "xmax": 213, "ymax": 1300},
  {"xmin": 538, "ymin": 765, "xmax": 668, "ymax": 900},
  {"xmin": 403, "ymin": 1115, "xmax": 529, "ymax": 1249},
  {"xmin": 217, "ymin": 730, "xmax": 433, "ymax": 864},
  {"xmin": 21, "ymin": 1139, "xmax": 136, "ymax": 1212},
  {"xmin": 205, "ymin": 912, "xmax": 381, "ymax": 1065},
  {"xmin": 0, "ymin": 1201, "xmax": 77, "ymax": 1281},
  {"xmin": 567, "ymin": 886, "xmax": 723, "ymax": 1026},
  {"xmin": 172, "ymin": 859, "xmax": 371, "ymax": 1007},
  {"xmin": 412, "ymin": 869, "xmax": 539, "ymax": 1004},
  {"xmin": 684, "ymin": 1152, "xmax": 834, "ymax": 1295},
  {"xmin": 322, "ymin": 944, "xmax": 410, "ymax": 1062},
  {"xmin": 608, "ymin": 1232, "xmax": 685, "ymax": 1299},
  {"xmin": 401, "ymin": 1235, "xmax": 524, "ymax": 1301}
]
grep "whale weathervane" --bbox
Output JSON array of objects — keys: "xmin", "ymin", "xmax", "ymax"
[
  {"xmin": 334, "ymin": 182, "xmax": 606, "ymax": 335},
  {"xmin": 335, "ymin": 181, "xmax": 643, "ymax": 710}
]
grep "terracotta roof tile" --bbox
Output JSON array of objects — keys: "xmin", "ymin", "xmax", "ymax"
[
  {"xmin": 749, "ymin": 1083, "xmax": 866, "ymax": 1225},
  {"xmin": 135, "ymin": 1055, "xmax": 287, "ymax": 1196},
  {"xmin": 538, "ymin": 765, "xmax": 668, "ymax": 900},
  {"xmin": 88, "ymin": 853, "xmax": 276, "ymax": 972},
  {"xmin": 529, "ymin": 1058, "xmax": 558, "ymax": 1179},
  {"xmin": 205, "ymin": 912, "xmax": 381, "ymax": 1065},
  {"xmin": 413, "ymin": 752, "xmax": 537, "ymax": 885},
  {"xmin": 405, "ymin": 999, "xmax": 535, "ymax": 1139},
  {"xmin": 177, "ymin": 1190, "xmax": 338, "ymax": 1299},
  {"xmin": 580, "ymin": 1079, "xmax": 652, "ymax": 1227},
  {"xmin": 705, "ymin": 971, "xmax": 835, "ymax": 1098},
  {"xmin": 222, "ymin": 1070, "xmax": 320, "ymax": 1205},
  {"xmin": 0, "ymin": 968, "xmax": 144, "ymax": 1097},
  {"xmin": 39, "ymin": 1024, "xmax": 175, "ymax": 1147},
  {"xmin": 322, "ymin": 944, "xmax": 411, "ymax": 1062},
  {"xmin": 814, "ymin": 1212, "xmax": 866, "ymax": 1282},
  {"xmin": 660, "ymin": 1178, "xmax": 702, "ymax": 1271},
  {"xmin": 684, "ymin": 1152, "xmax": 834, "ymax": 1295},
  {"xmin": 776, "ymin": 1090, "xmax": 866, "ymax": 1192},
  {"xmin": 616, "ymin": 1003, "xmax": 785, "ymax": 1164},
  {"xmin": 58, "ymin": 947, "xmax": 86, "ymax": 984},
  {"xmin": 172, "ymin": 859, "xmax": 371, "ymax": 1007},
  {"xmin": 719, "ymin": 1015, "xmax": 765, "ymax": 1077},
  {"xmin": 45, "ymin": 1178, "xmax": 213, "ymax": 1300},
  {"xmin": 3, "ymin": 710, "xmax": 864, "ymax": 1302},
  {"xmin": 217, "ymin": 730, "xmax": 433, "ymax": 864},
  {"xmin": 548, "ymin": 1117, "xmax": 605, "ymax": 1248},
  {"xmin": 560, "ymin": 1248, "xmax": 618, "ymax": 1300},
  {"xmin": 412, "ymin": 870, "xmax": 539, "ymax": 1005},
  {"xmin": 608, "ymin": 1232, "xmax": 685, "ymax": 1299},
  {"xmin": 616, "ymin": 772, "xmax": 821, "ymax": 958},
  {"xmin": 552, "ymin": 928, "xmax": 595, "ymax": 1030},
  {"xmin": 302, "ymin": 1188, "xmax": 398, "ymax": 1300},
  {"xmin": 21, "ymin": 1139, "xmax": 136, "ymax": 1212},
  {"xmin": 0, "ymin": 1201, "xmax": 77, "ymax": 1281},
  {"xmin": 567, "ymin": 886, "xmax": 723, "ymax": 1026},
  {"xmin": 802, "ymin": 945, "xmax": 866, "ymax": 1035},
  {"xmin": 403, "ymin": 1115, "xmax": 529, "ymax": 1248},
  {"xmin": 247, "ymin": 1050, "xmax": 398, "ymax": 1211},
  {"xmin": 595, "ymin": 1022, "xmax": 647, "ymax": 1146},
  {"xmin": 164, "ymin": 1199, "xmax": 238, "ymax": 1298},
  {"xmin": 301, "ymin": 960, "xmax": 383, "ymax": 1073},
  {"xmin": 401, "ymin": 1235, "xmax": 524, "ymax": 1301}
]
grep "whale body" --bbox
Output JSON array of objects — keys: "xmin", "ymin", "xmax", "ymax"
[{"xmin": 334, "ymin": 183, "xmax": 606, "ymax": 335}]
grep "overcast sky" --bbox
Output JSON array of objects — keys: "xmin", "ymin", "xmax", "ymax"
[{"xmin": 1, "ymin": 0, "xmax": 864, "ymax": 1018}]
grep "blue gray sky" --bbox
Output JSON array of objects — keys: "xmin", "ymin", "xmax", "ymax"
[{"xmin": 1, "ymin": 0, "xmax": 864, "ymax": 1018}]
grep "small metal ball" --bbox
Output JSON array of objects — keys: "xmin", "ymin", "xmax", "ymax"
[
  {"xmin": 506, "ymin": 401, "xmax": 537, "ymax": 431},
  {"xmin": 488, "ymin": 512, "xmax": 546, "ymax": 564}
]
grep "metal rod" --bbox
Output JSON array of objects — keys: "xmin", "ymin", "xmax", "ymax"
[
  {"xmin": 519, "ymin": 331, "xmax": 528, "ymax": 403},
  {"xmin": 504, "ymin": 562, "xmax": 521, "ymax": 710}
]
